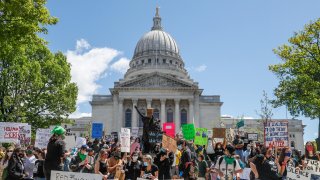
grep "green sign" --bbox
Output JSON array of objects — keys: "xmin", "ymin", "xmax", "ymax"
[
  {"xmin": 236, "ymin": 119, "xmax": 244, "ymax": 128},
  {"xmin": 194, "ymin": 128, "xmax": 208, "ymax": 146},
  {"xmin": 182, "ymin": 124, "xmax": 196, "ymax": 140}
]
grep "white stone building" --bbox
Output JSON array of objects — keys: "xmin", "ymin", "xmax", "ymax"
[
  {"xmin": 90, "ymin": 8, "xmax": 222, "ymax": 134},
  {"xmin": 220, "ymin": 117, "xmax": 305, "ymax": 151}
]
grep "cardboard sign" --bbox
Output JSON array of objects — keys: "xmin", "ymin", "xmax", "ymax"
[
  {"xmin": 264, "ymin": 121, "xmax": 288, "ymax": 147},
  {"xmin": 35, "ymin": 128, "xmax": 51, "ymax": 149},
  {"xmin": 64, "ymin": 135, "xmax": 76, "ymax": 150},
  {"xmin": 247, "ymin": 133, "xmax": 258, "ymax": 141},
  {"xmin": 148, "ymin": 131, "xmax": 162, "ymax": 143},
  {"xmin": 120, "ymin": 128, "xmax": 131, "ymax": 152},
  {"xmin": 182, "ymin": 124, "xmax": 196, "ymax": 140},
  {"xmin": 212, "ymin": 128, "xmax": 226, "ymax": 139},
  {"xmin": 194, "ymin": 128, "xmax": 208, "ymax": 146},
  {"xmin": 286, "ymin": 159, "xmax": 320, "ymax": 180},
  {"xmin": 51, "ymin": 170, "xmax": 102, "ymax": 180},
  {"xmin": 163, "ymin": 122, "xmax": 175, "ymax": 138},
  {"xmin": 91, "ymin": 122, "xmax": 103, "ymax": 139},
  {"xmin": 147, "ymin": 108, "xmax": 154, "ymax": 118},
  {"xmin": 131, "ymin": 127, "xmax": 140, "ymax": 138},
  {"xmin": 162, "ymin": 134, "xmax": 177, "ymax": 152},
  {"xmin": 75, "ymin": 137, "xmax": 87, "ymax": 148}
]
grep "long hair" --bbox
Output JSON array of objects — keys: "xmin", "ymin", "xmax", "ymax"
[
  {"xmin": 305, "ymin": 141, "xmax": 316, "ymax": 157},
  {"xmin": 2, "ymin": 147, "xmax": 14, "ymax": 165},
  {"xmin": 278, "ymin": 147, "xmax": 290, "ymax": 165}
]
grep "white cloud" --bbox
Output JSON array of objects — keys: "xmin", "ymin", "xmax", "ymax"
[
  {"xmin": 66, "ymin": 39, "xmax": 120, "ymax": 104},
  {"xmin": 111, "ymin": 57, "xmax": 130, "ymax": 74},
  {"xmin": 69, "ymin": 106, "xmax": 92, "ymax": 118},
  {"xmin": 195, "ymin": 64, "xmax": 207, "ymax": 72}
]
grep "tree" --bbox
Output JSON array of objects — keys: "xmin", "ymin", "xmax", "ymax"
[
  {"xmin": 269, "ymin": 18, "xmax": 320, "ymax": 144},
  {"xmin": 0, "ymin": 0, "xmax": 78, "ymax": 132},
  {"xmin": 256, "ymin": 90, "xmax": 273, "ymax": 124}
]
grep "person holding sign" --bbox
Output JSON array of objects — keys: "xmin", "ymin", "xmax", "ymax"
[
  {"xmin": 69, "ymin": 145, "xmax": 94, "ymax": 173},
  {"xmin": 141, "ymin": 154, "xmax": 159, "ymax": 180},
  {"xmin": 44, "ymin": 126, "xmax": 66, "ymax": 180}
]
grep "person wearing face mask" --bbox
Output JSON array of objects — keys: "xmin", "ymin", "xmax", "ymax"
[
  {"xmin": 302, "ymin": 141, "xmax": 319, "ymax": 160},
  {"xmin": 278, "ymin": 147, "xmax": 292, "ymax": 180},
  {"xmin": 6, "ymin": 147, "xmax": 28, "ymax": 180},
  {"xmin": 178, "ymin": 140, "xmax": 192, "ymax": 179},
  {"xmin": 141, "ymin": 154, "xmax": 158, "ymax": 179},
  {"xmin": 1, "ymin": 147, "xmax": 14, "ymax": 180},
  {"xmin": 44, "ymin": 126, "xmax": 66, "ymax": 179},
  {"xmin": 243, "ymin": 145, "xmax": 251, "ymax": 165},
  {"xmin": 69, "ymin": 145, "xmax": 94, "ymax": 173},
  {"xmin": 124, "ymin": 152, "xmax": 142, "ymax": 180},
  {"xmin": 23, "ymin": 149, "xmax": 36, "ymax": 180},
  {"xmin": 213, "ymin": 142, "xmax": 225, "ymax": 163}
]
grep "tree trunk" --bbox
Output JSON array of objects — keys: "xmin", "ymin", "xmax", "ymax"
[{"xmin": 317, "ymin": 117, "xmax": 320, "ymax": 148}]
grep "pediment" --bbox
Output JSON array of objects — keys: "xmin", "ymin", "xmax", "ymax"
[{"xmin": 116, "ymin": 73, "xmax": 195, "ymax": 88}]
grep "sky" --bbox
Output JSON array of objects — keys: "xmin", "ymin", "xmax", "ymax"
[{"xmin": 44, "ymin": 0, "xmax": 320, "ymax": 142}]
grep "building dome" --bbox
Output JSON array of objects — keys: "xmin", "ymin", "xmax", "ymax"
[{"xmin": 133, "ymin": 30, "xmax": 180, "ymax": 59}]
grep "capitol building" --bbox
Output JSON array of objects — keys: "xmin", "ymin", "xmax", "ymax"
[{"xmin": 90, "ymin": 8, "xmax": 222, "ymax": 134}]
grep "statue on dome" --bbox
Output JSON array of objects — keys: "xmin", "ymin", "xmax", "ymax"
[{"xmin": 134, "ymin": 106, "xmax": 162, "ymax": 153}]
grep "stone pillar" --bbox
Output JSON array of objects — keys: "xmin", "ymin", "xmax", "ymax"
[
  {"xmin": 146, "ymin": 98, "xmax": 152, "ymax": 109},
  {"xmin": 113, "ymin": 94, "xmax": 119, "ymax": 132},
  {"xmin": 160, "ymin": 99, "xmax": 166, "ymax": 124},
  {"xmin": 132, "ymin": 98, "xmax": 138, "ymax": 127},
  {"xmin": 118, "ymin": 97, "xmax": 124, "ymax": 129},
  {"xmin": 174, "ymin": 98, "xmax": 180, "ymax": 133},
  {"xmin": 189, "ymin": 98, "xmax": 194, "ymax": 124},
  {"xmin": 195, "ymin": 92, "xmax": 200, "ymax": 127}
]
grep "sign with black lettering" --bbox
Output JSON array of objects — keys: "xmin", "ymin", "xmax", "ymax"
[
  {"xmin": 51, "ymin": 170, "xmax": 102, "ymax": 180},
  {"xmin": 148, "ymin": 131, "xmax": 162, "ymax": 143}
]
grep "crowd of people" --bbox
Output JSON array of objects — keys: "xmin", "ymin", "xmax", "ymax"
[{"xmin": 0, "ymin": 126, "xmax": 319, "ymax": 180}]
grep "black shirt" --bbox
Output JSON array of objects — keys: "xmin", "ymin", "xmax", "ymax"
[
  {"xmin": 99, "ymin": 160, "xmax": 108, "ymax": 175},
  {"xmin": 44, "ymin": 138, "xmax": 66, "ymax": 172},
  {"xmin": 34, "ymin": 159, "xmax": 45, "ymax": 178},
  {"xmin": 142, "ymin": 164, "xmax": 158, "ymax": 179}
]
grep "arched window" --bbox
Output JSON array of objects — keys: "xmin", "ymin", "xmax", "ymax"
[
  {"xmin": 153, "ymin": 109, "xmax": 160, "ymax": 119},
  {"xmin": 181, "ymin": 109, "xmax": 188, "ymax": 126},
  {"xmin": 139, "ymin": 109, "xmax": 145, "ymax": 127},
  {"xmin": 291, "ymin": 141, "xmax": 295, "ymax": 148},
  {"xmin": 167, "ymin": 108, "xmax": 173, "ymax": 123},
  {"xmin": 125, "ymin": 109, "xmax": 132, "ymax": 128}
]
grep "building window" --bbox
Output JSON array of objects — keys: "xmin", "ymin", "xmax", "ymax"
[
  {"xmin": 153, "ymin": 109, "xmax": 160, "ymax": 119},
  {"xmin": 142, "ymin": 60, "xmax": 145, "ymax": 64},
  {"xmin": 148, "ymin": 59, "xmax": 151, "ymax": 63},
  {"xmin": 170, "ymin": 60, "xmax": 172, "ymax": 64},
  {"xmin": 139, "ymin": 109, "xmax": 145, "ymax": 127},
  {"xmin": 291, "ymin": 141, "xmax": 295, "ymax": 148},
  {"xmin": 156, "ymin": 58, "xmax": 159, "ymax": 63},
  {"xmin": 289, "ymin": 134, "xmax": 292, "ymax": 138},
  {"xmin": 167, "ymin": 108, "xmax": 173, "ymax": 123},
  {"xmin": 125, "ymin": 109, "xmax": 132, "ymax": 128},
  {"xmin": 293, "ymin": 134, "xmax": 295, "ymax": 138},
  {"xmin": 181, "ymin": 109, "xmax": 187, "ymax": 126},
  {"xmin": 163, "ymin": 59, "xmax": 166, "ymax": 63}
]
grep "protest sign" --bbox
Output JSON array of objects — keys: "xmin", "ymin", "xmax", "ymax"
[
  {"xmin": 111, "ymin": 132, "xmax": 119, "ymax": 140},
  {"xmin": 75, "ymin": 137, "xmax": 87, "ymax": 148},
  {"xmin": 51, "ymin": 170, "xmax": 102, "ymax": 180},
  {"xmin": 286, "ymin": 159, "xmax": 320, "ymax": 180},
  {"xmin": 264, "ymin": 121, "xmax": 288, "ymax": 147},
  {"xmin": 182, "ymin": 124, "xmax": 195, "ymax": 140},
  {"xmin": 120, "ymin": 128, "xmax": 131, "ymax": 152},
  {"xmin": 0, "ymin": 122, "xmax": 31, "ymax": 145},
  {"xmin": 162, "ymin": 134, "xmax": 177, "ymax": 152},
  {"xmin": 91, "ymin": 122, "xmax": 103, "ymax": 139},
  {"xmin": 247, "ymin": 133, "xmax": 258, "ymax": 141},
  {"xmin": 212, "ymin": 128, "xmax": 226, "ymax": 139},
  {"xmin": 19, "ymin": 124, "xmax": 31, "ymax": 145},
  {"xmin": 64, "ymin": 135, "xmax": 76, "ymax": 150},
  {"xmin": 163, "ymin": 122, "xmax": 175, "ymax": 138},
  {"xmin": 207, "ymin": 130, "xmax": 213, "ymax": 139},
  {"xmin": 131, "ymin": 127, "xmax": 140, "ymax": 138},
  {"xmin": 194, "ymin": 128, "xmax": 208, "ymax": 146},
  {"xmin": 35, "ymin": 129, "xmax": 51, "ymax": 149},
  {"xmin": 148, "ymin": 131, "xmax": 162, "ymax": 143}
]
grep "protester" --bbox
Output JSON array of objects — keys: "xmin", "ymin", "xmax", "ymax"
[
  {"xmin": 243, "ymin": 144, "xmax": 251, "ymax": 165},
  {"xmin": 33, "ymin": 148, "xmax": 46, "ymax": 180},
  {"xmin": 107, "ymin": 151, "xmax": 123, "ymax": 179},
  {"xmin": 250, "ymin": 153, "xmax": 281, "ymax": 180},
  {"xmin": 157, "ymin": 149, "xmax": 174, "ymax": 180},
  {"xmin": 197, "ymin": 154, "xmax": 208, "ymax": 180},
  {"xmin": 1, "ymin": 146, "xmax": 14, "ymax": 180},
  {"xmin": 171, "ymin": 148, "xmax": 181, "ymax": 178},
  {"xmin": 214, "ymin": 144, "xmax": 242, "ymax": 180},
  {"xmin": 233, "ymin": 135, "xmax": 244, "ymax": 161},
  {"xmin": 213, "ymin": 142, "xmax": 225, "ymax": 163},
  {"xmin": 95, "ymin": 149, "xmax": 109, "ymax": 180},
  {"xmin": 141, "ymin": 154, "xmax": 158, "ymax": 179},
  {"xmin": 23, "ymin": 149, "xmax": 36, "ymax": 180},
  {"xmin": 178, "ymin": 140, "xmax": 192, "ymax": 179},
  {"xmin": 278, "ymin": 147, "xmax": 291, "ymax": 180},
  {"xmin": 303, "ymin": 141, "xmax": 319, "ymax": 160},
  {"xmin": 124, "ymin": 152, "xmax": 142, "ymax": 180},
  {"xmin": 6, "ymin": 147, "xmax": 28, "ymax": 180},
  {"xmin": 44, "ymin": 126, "xmax": 66, "ymax": 179},
  {"xmin": 130, "ymin": 138, "xmax": 141, "ymax": 155},
  {"xmin": 206, "ymin": 138, "xmax": 215, "ymax": 161},
  {"xmin": 69, "ymin": 145, "xmax": 94, "ymax": 173}
]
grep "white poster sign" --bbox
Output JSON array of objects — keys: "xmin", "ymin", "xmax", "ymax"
[
  {"xmin": 76, "ymin": 137, "xmax": 87, "ymax": 148},
  {"xmin": 0, "ymin": 122, "xmax": 31, "ymax": 145},
  {"xmin": 35, "ymin": 129, "xmax": 51, "ymax": 149},
  {"xmin": 264, "ymin": 121, "xmax": 288, "ymax": 147},
  {"xmin": 120, "ymin": 128, "xmax": 130, "ymax": 152},
  {"xmin": 131, "ymin": 127, "xmax": 139, "ymax": 138},
  {"xmin": 64, "ymin": 135, "xmax": 76, "ymax": 150},
  {"xmin": 50, "ymin": 170, "xmax": 102, "ymax": 180},
  {"xmin": 286, "ymin": 159, "xmax": 320, "ymax": 180}
]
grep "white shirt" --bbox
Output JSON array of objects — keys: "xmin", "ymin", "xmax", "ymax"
[
  {"xmin": 24, "ymin": 155, "xmax": 36, "ymax": 178},
  {"xmin": 214, "ymin": 157, "xmax": 241, "ymax": 180},
  {"xmin": 243, "ymin": 150, "xmax": 251, "ymax": 163},
  {"xmin": 239, "ymin": 167, "xmax": 251, "ymax": 180}
]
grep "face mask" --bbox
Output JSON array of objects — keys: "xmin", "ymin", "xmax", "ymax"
[
  {"xmin": 7, "ymin": 152, "xmax": 12, "ymax": 156},
  {"xmin": 178, "ymin": 145, "xmax": 182, "ymax": 150},
  {"xmin": 19, "ymin": 154, "xmax": 25, "ymax": 158},
  {"xmin": 306, "ymin": 145, "xmax": 313, "ymax": 152},
  {"xmin": 285, "ymin": 152, "xmax": 291, "ymax": 157},
  {"xmin": 247, "ymin": 147, "xmax": 251, "ymax": 150},
  {"xmin": 143, "ymin": 162, "xmax": 148, "ymax": 166},
  {"xmin": 217, "ymin": 146, "xmax": 221, "ymax": 149},
  {"xmin": 132, "ymin": 156, "xmax": 138, "ymax": 162},
  {"xmin": 224, "ymin": 156, "xmax": 235, "ymax": 165}
]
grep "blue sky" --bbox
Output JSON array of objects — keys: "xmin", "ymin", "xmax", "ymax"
[{"xmin": 45, "ymin": 0, "xmax": 320, "ymax": 142}]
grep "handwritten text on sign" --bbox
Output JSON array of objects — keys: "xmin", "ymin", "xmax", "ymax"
[
  {"xmin": 51, "ymin": 170, "xmax": 102, "ymax": 180},
  {"xmin": 120, "ymin": 128, "xmax": 130, "ymax": 152},
  {"xmin": 286, "ymin": 159, "xmax": 320, "ymax": 180},
  {"xmin": 264, "ymin": 121, "xmax": 288, "ymax": 147}
]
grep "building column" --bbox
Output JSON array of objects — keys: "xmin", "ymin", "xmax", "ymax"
[
  {"xmin": 146, "ymin": 98, "xmax": 152, "ymax": 109},
  {"xmin": 160, "ymin": 99, "xmax": 166, "ymax": 125},
  {"xmin": 132, "ymin": 98, "xmax": 138, "ymax": 127},
  {"xmin": 174, "ymin": 98, "xmax": 180, "ymax": 133},
  {"xmin": 118, "ymin": 97, "xmax": 124, "ymax": 129},
  {"xmin": 113, "ymin": 94, "xmax": 119, "ymax": 132},
  {"xmin": 189, "ymin": 98, "xmax": 194, "ymax": 124},
  {"xmin": 195, "ymin": 92, "xmax": 200, "ymax": 127}
]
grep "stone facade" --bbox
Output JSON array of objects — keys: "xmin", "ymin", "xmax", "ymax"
[{"xmin": 90, "ymin": 8, "xmax": 223, "ymax": 134}]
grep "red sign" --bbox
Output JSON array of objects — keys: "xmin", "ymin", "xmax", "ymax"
[{"xmin": 163, "ymin": 123, "xmax": 175, "ymax": 138}]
